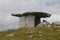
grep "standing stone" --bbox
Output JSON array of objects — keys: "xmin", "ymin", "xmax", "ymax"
[
  {"xmin": 12, "ymin": 12, "xmax": 51, "ymax": 27},
  {"xmin": 26, "ymin": 15, "xmax": 35, "ymax": 27},
  {"xmin": 19, "ymin": 16, "xmax": 26, "ymax": 27}
]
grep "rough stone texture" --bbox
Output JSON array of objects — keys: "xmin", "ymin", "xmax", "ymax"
[
  {"xmin": 6, "ymin": 33, "xmax": 14, "ymax": 37},
  {"xmin": 19, "ymin": 16, "xmax": 26, "ymax": 27},
  {"xmin": 19, "ymin": 15, "xmax": 35, "ymax": 27},
  {"xmin": 26, "ymin": 15, "xmax": 35, "ymax": 27}
]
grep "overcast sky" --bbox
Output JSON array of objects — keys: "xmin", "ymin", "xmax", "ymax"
[{"xmin": 0, "ymin": 0, "xmax": 60, "ymax": 31}]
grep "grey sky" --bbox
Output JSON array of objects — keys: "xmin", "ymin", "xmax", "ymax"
[{"xmin": 0, "ymin": 0, "xmax": 60, "ymax": 31}]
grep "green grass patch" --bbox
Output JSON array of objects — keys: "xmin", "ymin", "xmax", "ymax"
[{"xmin": 0, "ymin": 26, "xmax": 60, "ymax": 40}]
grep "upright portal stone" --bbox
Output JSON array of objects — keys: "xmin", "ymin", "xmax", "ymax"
[
  {"xmin": 19, "ymin": 15, "xmax": 35, "ymax": 27},
  {"xmin": 26, "ymin": 15, "xmax": 35, "ymax": 27},
  {"xmin": 19, "ymin": 16, "xmax": 26, "ymax": 27},
  {"xmin": 12, "ymin": 12, "xmax": 51, "ymax": 27}
]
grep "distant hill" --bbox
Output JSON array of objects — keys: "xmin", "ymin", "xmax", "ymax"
[{"xmin": 52, "ymin": 21, "xmax": 60, "ymax": 26}]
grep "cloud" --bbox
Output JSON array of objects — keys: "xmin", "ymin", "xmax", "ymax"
[{"xmin": 0, "ymin": 0, "xmax": 60, "ymax": 13}]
